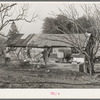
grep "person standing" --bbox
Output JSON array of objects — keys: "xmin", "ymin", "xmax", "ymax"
[{"xmin": 42, "ymin": 47, "xmax": 52, "ymax": 65}]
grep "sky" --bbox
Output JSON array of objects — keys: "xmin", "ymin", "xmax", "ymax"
[
  {"xmin": 2, "ymin": 2, "xmax": 99, "ymax": 36},
  {"xmin": 19, "ymin": 2, "xmax": 83, "ymax": 34}
]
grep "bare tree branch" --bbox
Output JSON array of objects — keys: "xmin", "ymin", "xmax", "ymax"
[
  {"xmin": 0, "ymin": 3, "xmax": 37, "ymax": 37},
  {"xmin": 54, "ymin": 3, "xmax": 100, "ymax": 75}
]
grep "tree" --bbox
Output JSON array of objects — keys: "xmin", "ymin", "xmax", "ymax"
[
  {"xmin": 43, "ymin": 14, "xmax": 95, "ymax": 34},
  {"xmin": 42, "ymin": 17, "xmax": 58, "ymax": 34},
  {"xmin": 0, "ymin": 3, "xmax": 37, "ymax": 37},
  {"xmin": 42, "ymin": 14, "xmax": 74, "ymax": 34},
  {"xmin": 76, "ymin": 16, "xmax": 95, "ymax": 33},
  {"xmin": 64, "ymin": 53, "xmax": 71, "ymax": 63},
  {"xmin": 0, "ymin": 3, "xmax": 37, "ymax": 63},
  {"xmin": 8, "ymin": 21, "xmax": 18, "ymax": 37},
  {"xmin": 48, "ymin": 4, "xmax": 100, "ymax": 75},
  {"xmin": 77, "ymin": 16, "xmax": 92, "ymax": 29}
]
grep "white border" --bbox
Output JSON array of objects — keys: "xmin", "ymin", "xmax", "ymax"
[
  {"xmin": 0, "ymin": 89, "xmax": 100, "ymax": 98},
  {"xmin": 0, "ymin": 1, "xmax": 100, "ymax": 3}
]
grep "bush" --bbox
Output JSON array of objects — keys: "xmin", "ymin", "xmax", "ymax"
[{"xmin": 64, "ymin": 53, "xmax": 71, "ymax": 63}]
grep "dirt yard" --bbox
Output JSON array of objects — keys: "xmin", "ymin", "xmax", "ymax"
[{"xmin": 0, "ymin": 61, "xmax": 100, "ymax": 88}]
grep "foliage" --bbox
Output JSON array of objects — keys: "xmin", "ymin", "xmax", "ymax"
[
  {"xmin": 42, "ymin": 14, "xmax": 95, "ymax": 34},
  {"xmin": 8, "ymin": 22, "xmax": 19, "ymax": 37},
  {"xmin": 42, "ymin": 15, "xmax": 74, "ymax": 34},
  {"xmin": 76, "ymin": 16, "xmax": 95, "ymax": 33},
  {"xmin": 77, "ymin": 16, "xmax": 92, "ymax": 29},
  {"xmin": 64, "ymin": 53, "xmax": 71, "ymax": 62},
  {"xmin": 42, "ymin": 17, "xmax": 57, "ymax": 34}
]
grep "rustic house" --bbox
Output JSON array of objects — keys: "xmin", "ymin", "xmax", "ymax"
[{"xmin": 5, "ymin": 33, "xmax": 91, "ymax": 64}]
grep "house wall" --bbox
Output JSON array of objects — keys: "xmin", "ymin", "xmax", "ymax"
[
  {"xmin": 52, "ymin": 48, "xmax": 85, "ymax": 63},
  {"xmin": 72, "ymin": 57, "xmax": 85, "ymax": 63}
]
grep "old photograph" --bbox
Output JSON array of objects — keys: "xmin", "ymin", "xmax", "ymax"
[{"xmin": 0, "ymin": 2, "xmax": 100, "ymax": 88}]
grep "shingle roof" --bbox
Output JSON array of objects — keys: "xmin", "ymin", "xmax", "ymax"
[
  {"xmin": 15, "ymin": 34, "xmax": 35, "ymax": 47},
  {"xmin": 6, "ymin": 34, "xmax": 35, "ymax": 47},
  {"xmin": 29, "ymin": 34, "xmax": 88, "ymax": 48},
  {"xmin": 6, "ymin": 33, "xmax": 89, "ymax": 48},
  {"xmin": 22, "ymin": 34, "xmax": 35, "ymax": 46},
  {"xmin": 14, "ymin": 39, "xmax": 25, "ymax": 47},
  {"xmin": 5, "ymin": 34, "xmax": 24, "ymax": 46}
]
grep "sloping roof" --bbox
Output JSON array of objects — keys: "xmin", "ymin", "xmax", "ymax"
[
  {"xmin": 14, "ymin": 39, "xmax": 25, "ymax": 47},
  {"xmin": 14, "ymin": 34, "xmax": 35, "ymax": 47},
  {"xmin": 22, "ymin": 34, "xmax": 35, "ymax": 46},
  {"xmin": 29, "ymin": 34, "xmax": 88, "ymax": 48},
  {"xmin": 6, "ymin": 33, "xmax": 89, "ymax": 48},
  {"xmin": 6, "ymin": 34, "xmax": 35, "ymax": 47},
  {"xmin": 5, "ymin": 34, "xmax": 24, "ymax": 46}
]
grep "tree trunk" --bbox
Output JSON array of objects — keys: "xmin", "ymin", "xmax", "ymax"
[
  {"xmin": 43, "ymin": 48, "xmax": 52, "ymax": 66},
  {"xmin": 85, "ymin": 57, "xmax": 94, "ymax": 75},
  {"xmin": 17, "ymin": 48, "xmax": 22, "ymax": 60}
]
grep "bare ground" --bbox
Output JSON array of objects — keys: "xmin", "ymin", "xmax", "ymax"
[{"xmin": 0, "ymin": 61, "xmax": 99, "ymax": 88}]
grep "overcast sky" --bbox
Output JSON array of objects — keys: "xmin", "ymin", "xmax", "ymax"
[
  {"xmin": 16, "ymin": 2, "xmax": 85, "ymax": 35},
  {"xmin": 3, "ymin": 2, "xmax": 98, "ymax": 36}
]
